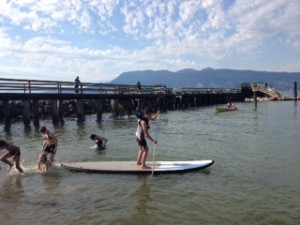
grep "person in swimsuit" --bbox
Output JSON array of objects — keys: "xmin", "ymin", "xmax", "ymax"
[
  {"xmin": 0, "ymin": 140, "xmax": 24, "ymax": 173},
  {"xmin": 39, "ymin": 126, "xmax": 58, "ymax": 163},
  {"xmin": 90, "ymin": 134, "xmax": 108, "ymax": 150},
  {"xmin": 227, "ymin": 102, "xmax": 236, "ymax": 109},
  {"xmin": 135, "ymin": 108, "xmax": 160, "ymax": 169},
  {"xmin": 37, "ymin": 153, "xmax": 52, "ymax": 172}
]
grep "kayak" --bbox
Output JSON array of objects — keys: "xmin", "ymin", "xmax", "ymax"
[{"xmin": 215, "ymin": 107, "xmax": 238, "ymax": 113}]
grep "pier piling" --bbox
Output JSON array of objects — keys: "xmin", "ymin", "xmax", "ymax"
[
  {"xmin": 0, "ymin": 77, "xmax": 252, "ymax": 128},
  {"xmin": 51, "ymin": 100, "xmax": 59, "ymax": 124},
  {"xmin": 32, "ymin": 100, "xmax": 40, "ymax": 125},
  {"xmin": 294, "ymin": 81, "xmax": 298, "ymax": 101},
  {"xmin": 95, "ymin": 100, "xmax": 103, "ymax": 121},
  {"xmin": 22, "ymin": 100, "xmax": 31, "ymax": 127},
  {"xmin": 3, "ymin": 100, "xmax": 11, "ymax": 130},
  {"xmin": 76, "ymin": 99, "xmax": 85, "ymax": 122}
]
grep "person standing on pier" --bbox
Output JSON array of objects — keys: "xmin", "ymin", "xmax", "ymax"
[
  {"xmin": 74, "ymin": 76, "xmax": 81, "ymax": 93},
  {"xmin": 39, "ymin": 126, "xmax": 58, "ymax": 163},
  {"xmin": 136, "ymin": 80, "xmax": 141, "ymax": 92},
  {"xmin": 0, "ymin": 140, "xmax": 24, "ymax": 173},
  {"xmin": 135, "ymin": 108, "xmax": 160, "ymax": 169}
]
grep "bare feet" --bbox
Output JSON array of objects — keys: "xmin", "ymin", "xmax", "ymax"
[
  {"xmin": 7, "ymin": 165, "xmax": 14, "ymax": 173},
  {"xmin": 137, "ymin": 161, "xmax": 141, "ymax": 165},
  {"xmin": 141, "ymin": 165, "xmax": 151, "ymax": 169},
  {"xmin": 16, "ymin": 167, "xmax": 24, "ymax": 173}
]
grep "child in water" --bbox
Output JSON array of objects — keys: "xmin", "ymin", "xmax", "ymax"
[
  {"xmin": 37, "ymin": 153, "xmax": 52, "ymax": 172},
  {"xmin": 90, "ymin": 134, "xmax": 108, "ymax": 150},
  {"xmin": 0, "ymin": 140, "xmax": 24, "ymax": 173}
]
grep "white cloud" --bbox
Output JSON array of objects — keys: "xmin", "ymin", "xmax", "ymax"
[
  {"xmin": 179, "ymin": 0, "xmax": 201, "ymax": 23},
  {"xmin": 0, "ymin": 0, "xmax": 299, "ymax": 83},
  {"xmin": 227, "ymin": 0, "xmax": 300, "ymax": 49},
  {"xmin": 0, "ymin": 28, "xmax": 15, "ymax": 49}
]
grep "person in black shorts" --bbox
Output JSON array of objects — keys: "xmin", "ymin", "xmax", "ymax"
[{"xmin": 39, "ymin": 126, "xmax": 58, "ymax": 163}]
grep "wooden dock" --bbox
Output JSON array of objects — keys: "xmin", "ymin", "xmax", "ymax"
[{"xmin": 0, "ymin": 78, "xmax": 250, "ymax": 128}]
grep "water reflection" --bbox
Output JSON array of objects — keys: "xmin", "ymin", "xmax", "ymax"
[
  {"xmin": 24, "ymin": 124, "xmax": 32, "ymax": 133},
  {"xmin": 24, "ymin": 125, "xmax": 32, "ymax": 137},
  {"xmin": 76, "ymin": 120, "xmax": 87, "ymax": 141},
  {"xmin": 96, "ymin": 120, "xmax": 105, "ymax": 133},
  {"xmin": 136, "ymin": 176, "xmax": 150, "ymax": 213},
  {"xmin": 53, "ymin": 119, "xmax": 64, "ymax": 129},
  {"xmin": 0, "ymin": 175, "xmax": 24, "ymax": 200},
  {"xmin": 127, "ymin": 176, "xmax": 153, "ymax": 224},
  {"xmin": 41, "ymin": 171, "xmax": 61, "ymax": 192},
  {"xmin": 3, "ymin": 128, "xmax": 12, "ymax": 140},
  {"xmin": 293, "ymin": 100, "xmax": 297, "ymax": 118}
]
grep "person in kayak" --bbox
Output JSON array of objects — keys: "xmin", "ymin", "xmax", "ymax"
[{"xmin": 227, "ymin": 102, "xmax": 236, "ymax": 109}]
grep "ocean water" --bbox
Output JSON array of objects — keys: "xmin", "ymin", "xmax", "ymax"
[{"xmin": 0, "ymin": 101, "xmax": 299, "ymax": 225}]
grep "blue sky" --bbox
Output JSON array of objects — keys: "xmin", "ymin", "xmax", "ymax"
[{"xmin": 0, "ymin": 0, "xmax": 299, "ymax": 83}]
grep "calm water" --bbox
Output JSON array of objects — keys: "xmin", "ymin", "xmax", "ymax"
[{"xmin": 0, "ymin": 101, "xmax": 299, "ymax": 225}]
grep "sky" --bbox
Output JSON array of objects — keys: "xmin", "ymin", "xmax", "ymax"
[{"xmin": 0, "ymin": 0, "xmax": 299, "ymax": 83}]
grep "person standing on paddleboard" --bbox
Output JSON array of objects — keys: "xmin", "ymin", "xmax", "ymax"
[
  {"xmin": 135, "ymin": 108, "xmax": 160, "ymax": 169},
  {"xmin": 39, "ymin": 126, "xmax": 58, "ymax": 163}
]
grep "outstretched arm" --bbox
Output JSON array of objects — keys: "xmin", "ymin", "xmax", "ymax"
[
  {"xmin": 149, "ymin": 110, "xmax": 160, "ymax": 121},
  {"xmin": 103, "ymin": 137, "xmax": 108, "ymax": 144},
  {"xmin": 41, "ymin": 140, "xmax": 46, "ymax": 153}
]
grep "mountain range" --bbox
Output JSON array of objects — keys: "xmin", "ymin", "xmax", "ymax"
[{"xmin": 110, "ymin": 68, "xmax": 300, "ymax": 91}]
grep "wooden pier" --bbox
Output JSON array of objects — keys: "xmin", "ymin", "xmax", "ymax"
[{"xmin": 0, "ymin": 78, "xmax": 250, "ymax": 129}]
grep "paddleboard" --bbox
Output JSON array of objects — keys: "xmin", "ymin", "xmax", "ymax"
[{"xmin": 61, "ymin": 160, "xmax": 214, "ymax": 174}]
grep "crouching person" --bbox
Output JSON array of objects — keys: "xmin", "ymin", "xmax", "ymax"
[
  {"xmin": 37, "ymin": 153, "xmax": 52, "ymax": 172},
  {"xmin": 0, "ymin": 140, "xmax": 24, "ymax": 173}
]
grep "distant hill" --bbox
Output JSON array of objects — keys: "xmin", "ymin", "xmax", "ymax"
[{"xmin": 109, "ymin": 68, "xmax": 300, "ymax": 91}]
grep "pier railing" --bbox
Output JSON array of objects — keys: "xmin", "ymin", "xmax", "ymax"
[
  {"xmin": 0, "ymin": 78, "xmax": 246, "ymax": 127},
  {"xmin": 251, "ymin": 83, "xmax": 284, "ymax": 99},
  {"xmin": 0, "ymin": 78, "xmax": 139, "ymax": 95},
  {"xmin": 0, "ymin": 78, "xmax": 241, "ymax": 96}
]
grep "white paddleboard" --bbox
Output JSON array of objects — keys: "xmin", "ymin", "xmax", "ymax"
[{"xmin": 61, "ymin": 160, "xmax": 214, "ymax": 174}]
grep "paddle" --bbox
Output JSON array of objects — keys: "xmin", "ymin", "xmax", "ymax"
[{"xmin": 151, "ymin": 115, "xmax": 161, "ymax": 176}]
